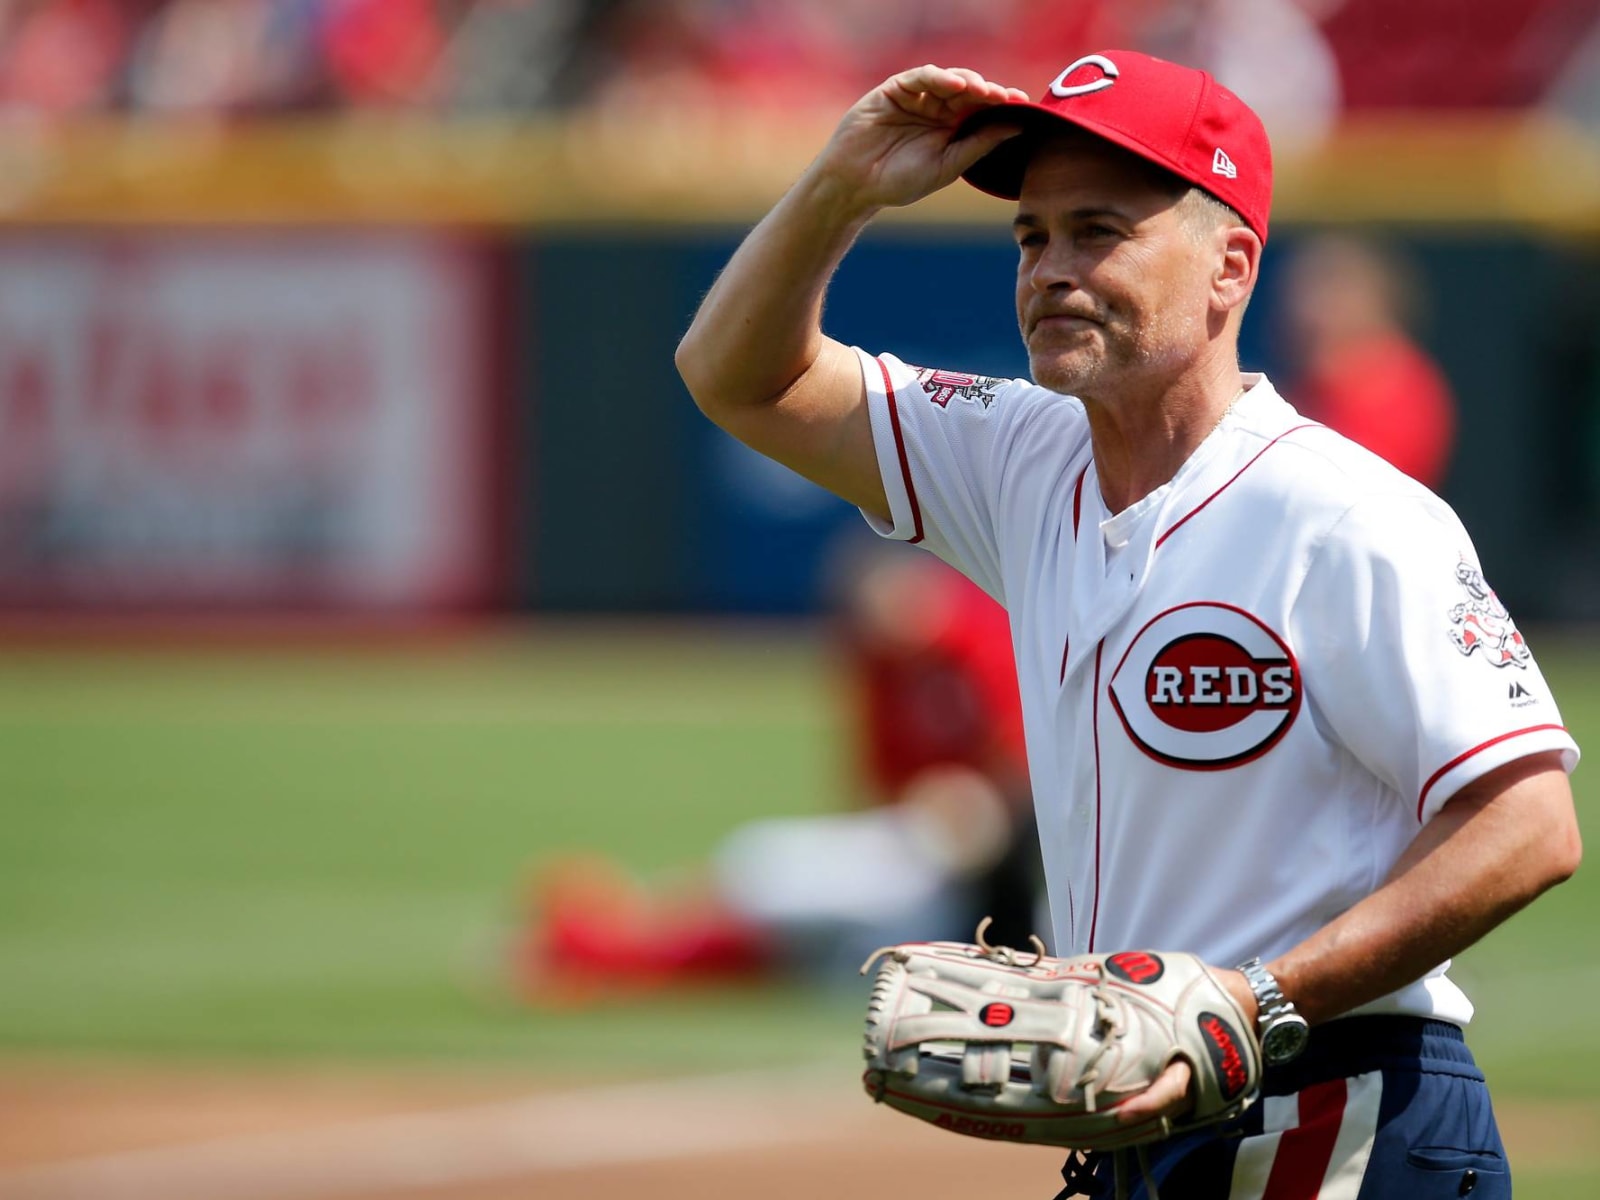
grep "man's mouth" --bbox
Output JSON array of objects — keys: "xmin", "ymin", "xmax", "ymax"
[{"xmin": 1031, "ymin": 312, "xmax": 1101, "ymax": 335}]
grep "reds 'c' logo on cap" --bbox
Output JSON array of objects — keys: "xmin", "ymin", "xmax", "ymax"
[
  {"xmin": 1049, "ymin": 54, "xmax": 1119, "ymax": 99},
  {"xmin": 1108, "ymin": 602, "xmax": 1301, "ymax": 769}
]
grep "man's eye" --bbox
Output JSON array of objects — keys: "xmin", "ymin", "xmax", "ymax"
[
  {"xmin": 1016, "ymin": 232, "xmax": 1046, "ymax": 249},
  {"xmin": 1083, "ymin": 224, "xmax": 1119, "ymax": 240}
]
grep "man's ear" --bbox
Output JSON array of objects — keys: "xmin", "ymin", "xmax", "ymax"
[{"xmin": 1215, "ymin": 226, "xmax": 1261, "ymax": 314}]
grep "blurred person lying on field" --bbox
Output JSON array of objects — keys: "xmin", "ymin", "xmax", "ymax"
[{"xmin": 514, "ymin": 546, "xmax": 1042, "ymax": 999}]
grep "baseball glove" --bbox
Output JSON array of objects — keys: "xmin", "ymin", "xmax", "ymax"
[{"xmin": 860, "ymin": 920, "xmax": 1261, "ymax": 1150}]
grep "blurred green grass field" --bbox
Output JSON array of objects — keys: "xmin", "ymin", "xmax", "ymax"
[
  {"xmin": 0, "ymin": 626, "xmax": 868, "ymax": 1076},
  {"xmin": 2, "ymin": 623, "xmax": 1598, "ymax": 1184}
]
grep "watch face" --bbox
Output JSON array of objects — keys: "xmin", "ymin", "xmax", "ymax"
[{"xmin": 1262, "ymin": 1017, "xmax": 1311, "ymax": 1065}]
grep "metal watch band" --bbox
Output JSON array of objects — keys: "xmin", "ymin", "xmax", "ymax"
[
  {"xmin": 1236, "ymin": 956, "xmax": 1290, "ymax": 1022},
  {"xmin": 1236, "ymin": 956, "xmax": 1311, "ymax": 1065}
]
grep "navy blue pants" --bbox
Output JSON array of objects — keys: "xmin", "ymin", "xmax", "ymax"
[{"xmin": 1059, "ymin": 1016, "xmax": 1508, "ymax": 1199}]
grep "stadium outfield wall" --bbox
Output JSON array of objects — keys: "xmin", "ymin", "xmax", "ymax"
[{"xmin": 0, "ymin": 116, "xmax": 1594, "ymax": 620}]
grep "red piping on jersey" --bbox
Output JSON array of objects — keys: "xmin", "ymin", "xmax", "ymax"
[
  {"xmin": 1072, "ymin": 464, "xmax": 1088, "ymax": 539},
  {"xmin": 876, "ymin": 356, "xmax": 925, "ymax": 545},
  {"xmin": 1087, "ymin": 641, "xmax": 1105, "ymax": 952},
  {"xmin": 1260, "ymin": 1077, "xmax": 1348, "ymax": 1199},
  {"xmin": 1058, "ymin": 635, "xmax": 1070, "ymax": 685},
  {"xmin": 1155, "ymin": 423, "xmax": 1320, "ymax": 550},
  {"xmin": 1416, "ymin": 723, "xmax": 1568, "ymax": 822}
]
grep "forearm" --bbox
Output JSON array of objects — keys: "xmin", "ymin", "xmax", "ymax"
[
  {"xmin": 1266, "ymin": 753, "xmax": 1579, "ymax": 1025},
  {"xmin": 671, "ymin": 66, "xmax": 1023, "ymax": 514},
  {"xmin": 676, "ymin": 64, "xmax": 1026, "ymax": 417},
  {"xmin": 676, "ymin": 165, "xmax": 879, "ymax": 416},
  {"xmin": 1118, "ymin": 757, "xmax": 1577, "ymax": 1129}
]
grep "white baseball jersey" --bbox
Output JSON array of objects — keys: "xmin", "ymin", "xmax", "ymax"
[{"xmin": 855, "ymin": 348, "xmax": 1579, "ymax": 1024}]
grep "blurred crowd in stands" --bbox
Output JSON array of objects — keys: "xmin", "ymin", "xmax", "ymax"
[{"xmin": 0, "ymin": 0, "xmax": 1595, "ymax": 136}]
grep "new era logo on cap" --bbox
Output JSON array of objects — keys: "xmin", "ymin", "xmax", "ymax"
[{"xmin": 958, "ymin": 50, "xmax": 1274, "ymax": 242}]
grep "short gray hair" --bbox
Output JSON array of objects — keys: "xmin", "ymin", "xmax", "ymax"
[
  {"xmin": 1176, "ymin": 188, "xmax": 1255, "ymax": 316},
  {"xmin": 1177, "ymin": 187, "xmax": 1247, "ymax": 241}
]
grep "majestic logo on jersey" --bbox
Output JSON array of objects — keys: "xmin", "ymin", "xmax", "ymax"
[
  {"xmin": 1448, "ymin": 561, "xmax": 1529, "ymax": 670},
  {"xmin": 1108, "ymin": 602, "xmax": 1301, "ymax": 770},
  {"xmin": 910, "ymin": 366, "xmax": 1006, "ymax": 410}
]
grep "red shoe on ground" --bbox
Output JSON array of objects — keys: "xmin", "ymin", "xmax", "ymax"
[{"xmin": 512, "ymin": 856, "xmax": 773, "ymax": 1004}]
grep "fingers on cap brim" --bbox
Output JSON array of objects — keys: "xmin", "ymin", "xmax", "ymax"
[{"xmin": 957, "ymin": 106, "xmax": 1068, "ymax": 199}]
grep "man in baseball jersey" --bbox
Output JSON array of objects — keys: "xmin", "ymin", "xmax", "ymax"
[{"xmin": 675, "ymin": 50, "xmax": 1581, "ymax": 1198}]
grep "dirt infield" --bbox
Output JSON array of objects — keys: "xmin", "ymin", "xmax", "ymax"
[{"xmin": 1, "ymin": 1062, "xmax": 1596, "ymax": 1200}]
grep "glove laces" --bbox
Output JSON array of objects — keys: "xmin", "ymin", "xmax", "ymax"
[
  {"xmin": 973, "ymin": 914, "xmax": 1049, "ymax": 965},
  {"xmin": 1054, "ymin": 964, "xmax": 1159, "ymax": 1200},
  {"xmin": 1054, "ymin": 1147, "xmax": 1162, "ymax": 1200},
  {"xmin": 1071, "ymin": 962, "xmax": 1123, "ymax": 1112}
]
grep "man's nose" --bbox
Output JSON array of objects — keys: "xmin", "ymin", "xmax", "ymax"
[{"xmin": 1028, "ymin": 242, "xmax": 1081, "ymax": 292}]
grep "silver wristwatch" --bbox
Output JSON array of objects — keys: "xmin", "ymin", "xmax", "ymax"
[{"xmin": 1236, "ymin": 957, "xmax": 1310, "ymax": 1066}]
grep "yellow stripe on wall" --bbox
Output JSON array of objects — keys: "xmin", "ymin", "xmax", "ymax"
[{"xmin": 0, "ymin": 112, "xmax": 1591, "ymax": 232}]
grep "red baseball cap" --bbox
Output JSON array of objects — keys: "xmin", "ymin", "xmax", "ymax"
[{"xmin": 958, "ymin": 51, "xmax": 1273, "ymax": 242}]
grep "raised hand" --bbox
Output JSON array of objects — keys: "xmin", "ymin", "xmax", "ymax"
[{"xmin": 814, "ymin": 65, "xmax": 1030, "ymax": 213}]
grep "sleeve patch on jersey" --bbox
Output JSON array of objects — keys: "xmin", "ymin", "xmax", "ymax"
[
  {"xmin": 1447, "ymin": 560, "xmax": 1530, "ymax": 671},
  {"xmin": 908, "ymin": 365, "xmax": 1008, "ymax": 411}
]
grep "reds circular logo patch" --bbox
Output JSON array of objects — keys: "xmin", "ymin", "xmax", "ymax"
[{"xmin": 1109, "ymin": 602, "xmax": 1301, "ymax": 770}]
